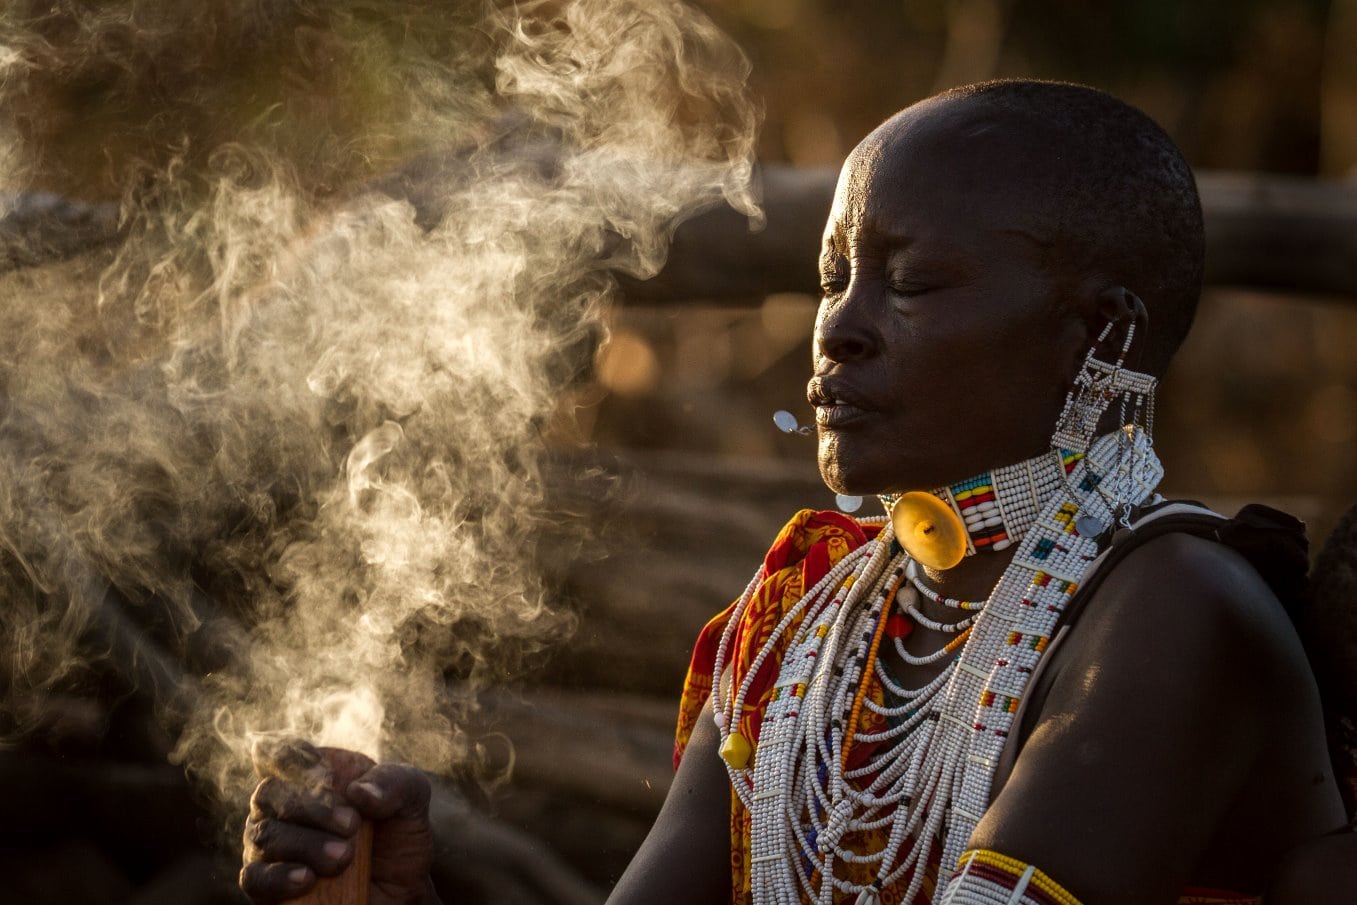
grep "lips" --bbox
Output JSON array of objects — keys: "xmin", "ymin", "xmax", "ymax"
[{"xmin": 807, "ymin": 377, "xmax": 878, "ymax": 429}]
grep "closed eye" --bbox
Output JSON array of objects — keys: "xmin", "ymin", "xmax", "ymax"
[
  {"xmin": 820, "ymin": 255, "xmax": 849, "ymax": 296},
  {"xmin": 889, "ymin": 280, "xmax": 933, "ymax": 298}
]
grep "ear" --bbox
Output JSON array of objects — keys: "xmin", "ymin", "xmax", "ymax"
[{"xmin": 1083, "ymin": 284, "xmax": 1150, "ymax": 372}]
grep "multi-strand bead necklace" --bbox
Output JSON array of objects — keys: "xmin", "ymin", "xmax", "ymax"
[{"xmin": 711, "ymin": 431, "xmax": 1163, "ymax": 904}]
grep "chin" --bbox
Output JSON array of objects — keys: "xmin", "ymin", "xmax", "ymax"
[
  {"xmin": 818, "ymin": 431, "xmax": 971, "ymax": 496},
  {"xmin": 816, "ymin": 436, "xmax": 894, "ymax": 497}
]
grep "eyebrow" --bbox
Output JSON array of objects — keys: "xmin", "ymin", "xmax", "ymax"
[
  {"xmin": 864, "ymin": 225, "xmax": 917, "ymax": 247},
  {"xmin": 825, "ymin": 215, "xmax": 1053, "ymax": 259},
  {"xmin": 999, "ymin": 225, "xmax": 1055, "ymax": 250}
]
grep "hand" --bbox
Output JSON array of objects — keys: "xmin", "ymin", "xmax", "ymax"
[{"xmin": 240, "ymin": 740, "xmax": 440, "ymax": 905}]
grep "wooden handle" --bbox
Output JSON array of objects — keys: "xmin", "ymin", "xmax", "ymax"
[{"xmin": 284, "ymin": 820, "xmax": 373, "ymax": 905}]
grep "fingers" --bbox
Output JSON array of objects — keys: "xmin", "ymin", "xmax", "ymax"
[
  {"xmin": 244, "ymin": 814, "xmax": 358, "ymax": 875},
  {"xmin": 315, "ymin": 746, "xmax": 378, "ymax": 789},
  {"xmin": 345, "ymin": 762, "xmax": 431, "ymax": 822},
  {"xmin": 240, "ymin": 744, "xmax": 389, "ymax": 905},
  {"xmin": 243, "ymin": 773, "xmax": 358, "ymax": 901},
  {"xmin": 238, "ymin": 860, "xmax": 314, "ymax": 903},
  {"xmin": 251, "ymin": 736, "xmax": 325, "ymax": 783},
  {"xmin": 250, "ymin": 776, "xmax": 359, "ymax": 836}
]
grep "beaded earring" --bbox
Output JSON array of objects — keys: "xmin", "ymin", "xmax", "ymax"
[
  {"xmin": 1050, "ymin": 317, "xmax": 1158, "ymax": 532},
  {"xmin": 1050, "ymin": 318, "xmax": 1157, "ymax": 454}
]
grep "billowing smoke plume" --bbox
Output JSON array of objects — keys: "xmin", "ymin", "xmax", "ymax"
[{"xmin": 0, "ymin": 0, "xmax": 758, "ymax": 806}]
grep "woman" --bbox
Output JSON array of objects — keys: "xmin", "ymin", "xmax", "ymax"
[{"xmin": 241, "ymin": 81, "xmax": 1349, "ymax": 905}]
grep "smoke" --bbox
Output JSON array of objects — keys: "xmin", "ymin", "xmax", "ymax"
[{"xmin": 0, "ymin": 0, "xmax": 758, "ymax": 807}]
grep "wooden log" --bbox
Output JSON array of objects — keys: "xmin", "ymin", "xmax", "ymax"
[
  {"xmin": 621, "ymin": 166, "xmax": 1357, "ymax": 303},
  {"xmin": 541, "ymin": 449, "xmax": 834, "ymax": 695},
  {"xmin": 1197, "ymin": 171, "xmax": 1357, "ymax": 297},
  {"xmin": 7, "ymin": 167, "xmax": 1357, "ymax": 299},
  {"xmin": 475, "ymin": 688, "xmax": 677, "ymax": 813},
  {"xmin": 427, "ymin": 784, "xmax": 606, "ymax": 905}
]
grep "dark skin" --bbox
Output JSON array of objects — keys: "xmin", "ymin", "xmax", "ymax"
[
  {"xmin": 240, "ymin": 95, "xmax": 1347, "ymax": 904},
  {"xmin": 241, "ymin": 743, "xmax": 440, "ymax": 905}
]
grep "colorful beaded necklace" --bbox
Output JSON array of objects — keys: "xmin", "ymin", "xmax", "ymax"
[
  {"xmin": 710, "ymin": 430, "xmax": 1162, "ymax": 905},
  {"xmin": 880, "ymin": 447, "xmax": 1084, "ymax": 559}
]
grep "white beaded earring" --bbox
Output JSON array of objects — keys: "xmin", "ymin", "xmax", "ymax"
[
  {"xmin": 1050, "ymin": 318, "xmax": 1157, "ymax": 455},
  {"xmin": 1051, "ymin": 316, "xmax": 1159, "ymax": 531}
]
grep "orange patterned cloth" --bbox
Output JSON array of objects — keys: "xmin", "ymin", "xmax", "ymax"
[
  {"xmin": 674, "ymin": 509, "xmax": 942, "ymax": 903},
  {"xmin": 674, "ymin": 509, "xmax": 876, "ymax": 770},
  {"xmin": 674, "ymin": 509, "xmax": 1262, "ymax": 905}
]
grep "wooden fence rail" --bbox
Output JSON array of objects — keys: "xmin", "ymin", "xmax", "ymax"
[
  {"xmin": 6, "ymin": 167, "xmax": 1357, "ymax": 300},
  {"xmin": 622, "ymin": 167, "xmax": 1357, "ymax": 303}
]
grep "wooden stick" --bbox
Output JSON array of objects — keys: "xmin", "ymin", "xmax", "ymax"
[{"xmin": 284, "ymin": 821, "xmax": 373, "ymax": 905}]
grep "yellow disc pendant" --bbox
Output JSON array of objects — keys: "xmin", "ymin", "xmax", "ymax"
[
  {"xmin": 890, "ymin": 491, "xmax": 968, "ymax": 570},
  {"xmin": 720, "ymin": 731, "xmax": 753, "ymax": 769}
]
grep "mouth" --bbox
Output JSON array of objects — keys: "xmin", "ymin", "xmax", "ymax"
[{"xmin": 807, "ymin": 378, "xmax": 878, "ymax": 429}]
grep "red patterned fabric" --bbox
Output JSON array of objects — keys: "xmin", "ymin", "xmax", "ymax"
[
  {"xmin": 674, "ymin": 509, "xmax": 936, "ymax": 903},
  {"xmin": 674, "ymin": 508, "xmax": 878, "ymax": 772}
]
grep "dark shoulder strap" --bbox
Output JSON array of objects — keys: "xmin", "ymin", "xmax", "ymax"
[
  {"xmin": 1058, "ymin": 500, "xmax": 1309, "ymax": 634},
  {"xmin": 1055, "ymin": 501, "xmax": 1229, "ymax": 634}
]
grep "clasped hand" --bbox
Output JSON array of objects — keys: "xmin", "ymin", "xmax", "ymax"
[{"xmin": 240, "ymin": 740, "xmax": 440, "ymax": 905}]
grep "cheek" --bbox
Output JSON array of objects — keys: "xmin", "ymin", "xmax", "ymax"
[
  {"xmin": 971, "ymin": 326, "xmax": 1074, "ymax": 434},
  {"xmin": 936, "ymin": 319, "xmax": 1078, "ymax": 448}
]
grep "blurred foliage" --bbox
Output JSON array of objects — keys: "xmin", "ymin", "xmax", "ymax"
[{"xmin": 691, "ymin": 0, "xmax": 1341, "ymax": 174}]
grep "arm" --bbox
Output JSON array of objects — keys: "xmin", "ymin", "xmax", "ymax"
[
  {"xmin": 961, "ymin": 534, "xmax": 1340, "ymax": 904},
  {"xmin": 606, "ymin": 697, "xmax": 732, "ymax": 904},
  {"xmin": 1267, "ymin": 831, "xmax": 1357, "ymax": 904}
]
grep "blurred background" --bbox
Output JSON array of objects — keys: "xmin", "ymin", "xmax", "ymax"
[
  {"xmin": 2, "ymin": 1, "xmax": 1355, "ymax": 903},
  {"xmin": 542, "ymin": 0, "xmax": 1357, "ymax": 889},
  {"xmin": 590, "ymin": 0, "xmax": 1357, "ymax": 522}
]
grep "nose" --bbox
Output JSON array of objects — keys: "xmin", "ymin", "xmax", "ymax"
[{"xmin": 815, "ymin": 292, "xmax": 880, "ymax": 364}]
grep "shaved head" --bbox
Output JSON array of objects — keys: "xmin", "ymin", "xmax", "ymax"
[{"xmin": 918, "ymin": 80, "xmax": 1205, "ymax": 376}]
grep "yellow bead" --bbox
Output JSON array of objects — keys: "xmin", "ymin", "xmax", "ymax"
[
  {"xmin": 720, "ymin": 731, "xmax": 753, "ymax": 769},
  {"xmin": 890, "ymin": 491, "xmax": 968, "ymax": 570}
]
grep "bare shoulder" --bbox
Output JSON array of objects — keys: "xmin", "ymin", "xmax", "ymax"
[
  {"xmin": 972, "ymin": 530, "xmax": 1344, "ymax": 903},
  {"xmin": 1033, "ymin": 528, "xmax": 1311, "ymax": 754},
  {"xmin": 1053, "ymin": 529, "xmax": 1329, "ymax": 803},
  {"xmin": 1085, "ymin": 529, "xmax": 1304, "ymax": 680},
  {"xmin": 1026, "ymin": 529, "xmax": 1301, "ymax": 786}
]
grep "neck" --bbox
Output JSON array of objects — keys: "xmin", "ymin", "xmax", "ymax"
[
  {"xmin": 915, "ymin": 542, "xmax": 1017, "ymax": 604},
  {"xmin": 932, "ymin": 448, "xmax": 1083, "ymax": 553},
  {"xmin": 879, "ymin": 447, "xmax": 1082, "ymax": 578},
  {"xmin": 898, "ymin": 429, "xmax": 1160, "ymax": 599}
]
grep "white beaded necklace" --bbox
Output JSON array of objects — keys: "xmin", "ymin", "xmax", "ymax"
[
  {"xmin": 711, "ymin": 431, "xmax": 1163, "ymax": 904},
  {"xmin": 906, "ymin": 561, "xmax": 985, "ymax": 613}
]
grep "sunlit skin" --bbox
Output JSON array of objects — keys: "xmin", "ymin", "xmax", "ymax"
[
  {"xmin": 810, "ymin": 95, "xmax": 1090, "ymax": 501},
  {"xmin": 808, "ymin": 96, "xmax": 1101, "ymax": 605},
  {"xmin": 239, "ymin": 94, "xmax": 1348, "ymax": 905}
]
